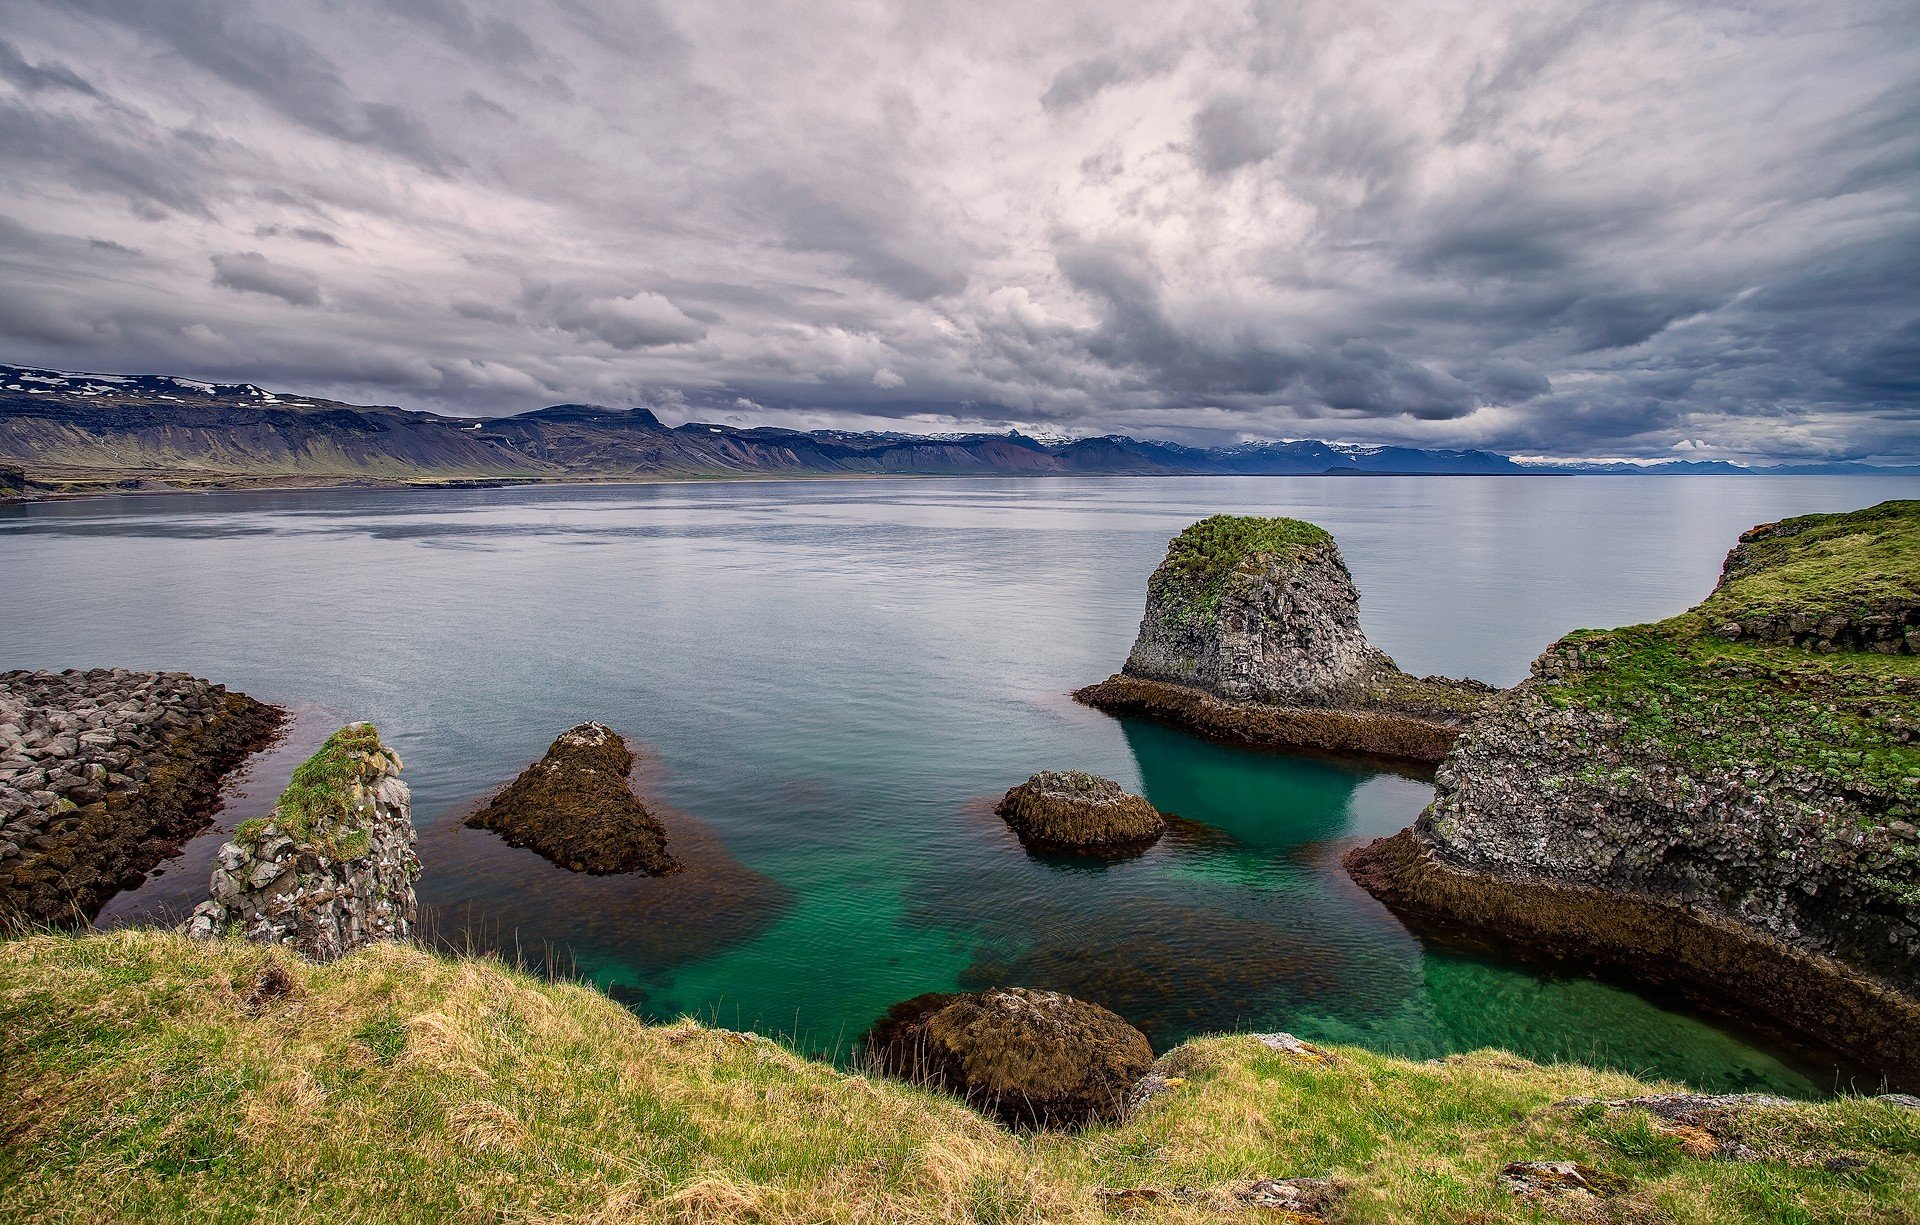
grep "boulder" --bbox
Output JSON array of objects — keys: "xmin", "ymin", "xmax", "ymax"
[
  {"xmin": 465, "ymin": 722, "xmax": 676, "ymax": 875},
  {"xmin": 183, "ymin": 722, "xmax": 418, "ymax": 963},
  {"xmin": 865, "ymin": 987, "xmax": 1153, "ymax": 1129},
  {"xmin": 1077, "ymin": 516, "xmax": 1492, "ymax": 766},
  {"xmin": 995, "ymin": 772, "xmax": 1164, "ymax": 850}
]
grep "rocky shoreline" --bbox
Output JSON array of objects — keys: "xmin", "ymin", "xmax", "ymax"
[{"xmin": 0, "ymin": 668, "xmax": 283, "ymax": 927}]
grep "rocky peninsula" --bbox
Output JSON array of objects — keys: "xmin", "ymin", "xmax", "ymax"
[
  {"xmin": 995, "ymin": 771, "xmax": 1165, "ymax": 851},
  {"xmin": 466, "ymin": 722, "xmax": 677, "ymax": 875},
  {"xmin": 183, "ymin": 723, "xmax": 419, "ymax": 963},
  {"xmin": 1348, "ymin": 500, "xmax": 1920, "ymax": 1087},
  {"xmin": 1077, "ymin": 515, "xmax": 1494, "ymax": 766},
  {"xmin": 0, "ymin": 668, "xmax": 283, "ymax": 927}
]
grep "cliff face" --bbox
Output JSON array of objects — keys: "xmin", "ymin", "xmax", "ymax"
[
  {"xmin": 184, "ymin": 723, "xmax": 418, "ymax": 962},
  {"xmin": 1348, "ymin": 500, "xmax": 1920, "ymax": 1085},
  {"xmin": 1079, "ymin": 516, "xmax": 1493, "ymax": 765}
]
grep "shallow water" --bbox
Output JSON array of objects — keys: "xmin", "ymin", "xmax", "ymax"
[{"xmin": 6, "ymin": 474, "xmax": 1916, "ymax": 1096}]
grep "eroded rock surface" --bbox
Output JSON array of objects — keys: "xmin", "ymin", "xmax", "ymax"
[
  {"xmin": 184, "ymin": 723, "xmax": 418, "ymax": 963},
  {"xmin": 1078, "ymin": 516, "xmax": 1492, "ymax": 765},
  {"xmin": 995, "ymin": 771, "xmax": 1164, "ymax": 850},
  {"xmin": 1348, "ymin": 500, "xmax": 1920, "ymax": 1087},
  {"xmin": 465, "ymin": 722, "xmax": 676, "ymax": 875},
  {"xmin": 865, "ymin": 987, "xmax": 1153, "ymax": 1129},
  {"xmin": 0, "ymin": 668, "xmax": 283, "ymax": 926}
]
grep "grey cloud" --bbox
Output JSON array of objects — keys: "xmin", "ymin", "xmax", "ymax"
[
  {"xmin": 532, "ymin": 287, "xmax": 706, "ymax": 349},
  {"xmin": 386, "ymin": 0, "xmax": 539, "ymax": 65},
  {"xmin": 254, "ymin": 224, "xmax": 346, "ymax": 247},
  {"xmin": 1189, "ymin": 95, "xmax": 1280, "ymax": 177},
  {"xmin": 211, "ymin": 252, "xmax": 322, "ymax": 305},
  {"xmin": 1041, "ymin": 41, "xmax": 1182, "ymax": 113},
  {"xmin": 0, "ymin": 37, "xmax": 95, "ymax": 93}
]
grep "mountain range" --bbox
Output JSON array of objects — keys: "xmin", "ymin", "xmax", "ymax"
[{"xmin": 1, "ymin": 364, "xmax": 1910, "ymax": 497}]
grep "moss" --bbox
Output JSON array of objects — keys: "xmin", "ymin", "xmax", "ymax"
[
  {"xmin": 1704, "ymin": 499, "xmax": 1920, "ymax": 625},
  {"xmin": 244, "ymin": 723, "xmax": 392, "ymax": 862},
  {"xmin": 1155, "ymin": 515, "xmax": 1335, "ymax": 622}
]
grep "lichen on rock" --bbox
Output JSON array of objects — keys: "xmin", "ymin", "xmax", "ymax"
[
  {"xmin": 995, "ymin": 771, "xmax": 1165, "ymax": 850},
  {"xmin": 183, "ymin": 722, "xmax": 418, "ymax": 963},
  {"xmin": 465, "ymin": 722, "xmax": 677, "ymax": 875},
  {"xmin": 865, "ymin": 987, "xmax": 1154, "ymax": 1130},
  {"xmin": 1347, "ymin": 499, "xmax": 1920, "ymax": 1087},
  {"xmin": 1079, "ymin": 515, "xmax": 1493, "ymax": 765}
]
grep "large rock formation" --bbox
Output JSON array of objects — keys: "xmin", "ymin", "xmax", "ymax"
[
  {"xmin": 466, "ymin": 722, "xmax": 677, "ymax": 875},
  {"xmin": 184, "ymin": 723, "xmax": 418, "ymax": 963},
  {"xmin": 0, "ymin": 668, "xmax": 283, "ymax": 926},
  {"xmin": 0, "ymin": 463, "xmax": 25, "ymax": 502},
  {"xmin": 1077, "ymin": 516, "xmax": 1493, "ymax": 766},
  {"xmin": 1348, "ymin": 500, "xmax": 1920, "ymax": 1087},
  {"xmin": 995, "ymin": 772, "xmax": 1165, "ymax": 851},
  {"xmin": 865, "ymin": 988, "xmax": 1154, "ymax": 1129}
]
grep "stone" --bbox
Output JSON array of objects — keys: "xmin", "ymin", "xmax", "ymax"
[
  {"xmin": 183, "ymin": 723, "xmax": 419, "ymax": 963},
  {"xmin": 465, "ymin": 722, "xmax": 677, "ymax": 875},
  {"xmin": 994, "ymin": 771, "xmax": 1164, "ymax": 850},
  {"xmin": 865, "ymin": 987, "xmax": 1154, "ymax": 1130}
]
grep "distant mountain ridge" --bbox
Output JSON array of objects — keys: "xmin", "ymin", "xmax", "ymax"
[{"xmin": 0, "ymin": 363, "xmax": 1909, "ymax": 496}]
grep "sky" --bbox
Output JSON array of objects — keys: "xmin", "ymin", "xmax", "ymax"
[{"xmin": 0, "ymin": 1, "xmax": 1916, "ymax": 461}]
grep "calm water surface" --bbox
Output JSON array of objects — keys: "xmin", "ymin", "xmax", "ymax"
[{"xmin": 6, "ymin": 475, "xmax": 1917, "ymax": 1096}]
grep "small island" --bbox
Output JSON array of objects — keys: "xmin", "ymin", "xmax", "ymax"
[
  {"xmin": 1077, "ymin": 515, "xmax": 1494, "ymax": 766},
  {"xmin": 465, "ymin": 722, "xmax": 678, "ymax": 876},
  {"xmin": 995, "ymin": 771, "xmax": 1166, "ymax": 851}
]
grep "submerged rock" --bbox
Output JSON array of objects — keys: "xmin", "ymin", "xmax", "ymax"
[
  {"xmin": 466, "ymin": 722, "xmax": 676, "ymax": 875},
  {"xmin": 1347, "ymin": 500, "xmax": 1920, "ymax": 1088},
  {"xmin": 995, "ymin": 771, "xmax": 1164, "ymax": 850},
  {"xmin": 183, "ymin": 722, "xmax": 418, "ymax": 963},
  {"xmin": 865, "ymin": 987, "xmax": 1153, "ymax": 1129},
  {"xmin": 1077, "ymin": 515, "xmax": 1492, "ymax": 766}
]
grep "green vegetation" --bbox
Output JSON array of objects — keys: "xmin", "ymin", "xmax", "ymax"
[
  {"xmin": 1704, "ymin": 499, "xmax": 1920, "ymax": 625},
  {"xmin": 3, "ymin": 929, "xmax": 1916, "ymax": 1224},
  {"xmin": 1156, "ymin": 516, "xmax": 1335, "ymax": 622},
  {"xmin": 238, "ymin": 723, "xmax": 393, "ymax": 862}
]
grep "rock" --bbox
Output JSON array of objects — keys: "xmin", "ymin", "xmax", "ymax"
[
  {"xmin": 1237, "ymin": 1177, "xmax": 1336, "ymax": 1218},
  {"xmin": 1077, "ymin": 516, "xmax": 1493, "ymax": 766},
  {"xmin": 183, "ymin": 723, "xmax": 419, "ymax": 963},
  {"xmin": 1500, "ymin": 1160, "xmax": 1619, "ymax": 1201},
  {"xmin": 864, "ymin": 987, "xmax": 1153, "ymax": 1129},
  {"xmin": 465, "ymin": 722, "xmax": 677, "ymax": 875},
  {"xmin": 0, "ymin": 668, "xmax": 283, "ymax": 926},
  {"xmin": 1347, "ymin": 500, "xmax": 1920, "ymax": 1088},
  {"xmin": 0, "ymin": 463, "xmax": 25, "ymax": 503},
  {"xmin": 1253, "ymin": 1031, "xmax": 1337, "ymax": 1065},
  {"xmin": 994, "ymin": 771, "xmax": 1164, "ymax": 850}
]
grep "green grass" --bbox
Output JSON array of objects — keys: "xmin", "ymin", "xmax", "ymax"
[
  {"xmin": 1155, "ymin": 516, "xmax": 1336, "ymax": 623},
  {"xmin": 3, "ymin": 929, "xmax": 1917, "ymax": 1223},
  {"xmin": 238, "ymin": 723, "xmax": 393, "ymax": 861},
  {"xmin": 1704, "ymin": 499, "xmax": 1920, "ymax": 625}
]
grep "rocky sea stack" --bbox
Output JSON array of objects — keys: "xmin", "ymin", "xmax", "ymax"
[
  {"xmin": 996, "ymin": 771, "xmax": 1165, "ymax": 851},
  {"xmin": 0, "ymin": 668, "xmax": 283, "ymax": 927},
  {"xmin": 865, "ymin": 987, "xmax": 1153, "ymax": 1129},
  {"xmin": 1077, "ymin": 515, "xmax": 1493, "ymax": 766},
  {"xmin": 1348, "ymin": 500, "xmax": 1920, "ymax": 1087},
  {"xmin": 184, "ymin": 722, "xmax": 419, "ymax": 963},
  {"xmin": 466, "ymin": 722, "xmax": 677, "ymax": 875}
]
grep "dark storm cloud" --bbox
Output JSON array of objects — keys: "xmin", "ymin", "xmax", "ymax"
[{"xmin": 0, "ymin": 0, "xmax": 1916, "ymax": 460}]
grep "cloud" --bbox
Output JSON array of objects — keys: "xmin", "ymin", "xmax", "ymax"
[
  {"xmin": 0, "ymin": 0, "xmax": 1912, "ymax": 461},
  {"xmin": 210, "ymin": 252, "xmax": 322, "ymax": 305}
]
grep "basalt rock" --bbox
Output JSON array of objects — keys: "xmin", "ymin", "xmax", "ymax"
[
  {"xmin": 1077, "ymin": 515, "xmax": 1493, "ymax": 767},
  {"xmin": 1348, "ymin": 500, "xmax": 1920, "ymax": 1088},
  {"xmin": 865, "ymin": 987, "xmax": 1154, "ymax": 1129},
  {"xmin": 466, "ymin": 722, "xmax": 676, "ymax": 875},
  {"xmin": 995, "ymin": 772, "xmax": 1165, "ymax": 850},
  {"xmin": 0, "ymin": 668, "xmax": 283, "ymax": 927},
  {"xmin": 183, "ymin": 723, "xmax": 419, "ymax": 963}
]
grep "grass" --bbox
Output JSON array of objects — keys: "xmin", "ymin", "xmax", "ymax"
[
  {"xmin": 1155, "ymin": 516, "xmax": 1336, "ymax": 623},
  {"xmin": 4, "ymin": 929, "xmax": 1917, "ymax": 1223},
  {"xmin": 236, "ymin": 723, "xmax": 393, "ymax": 861},
  {"xmin": 1703, "ymin": 500, "xmax": 1920, "ymax": 626}
]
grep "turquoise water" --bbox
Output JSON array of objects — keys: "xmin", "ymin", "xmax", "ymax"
[{"xmin": 6, "ymin": 474, "xmax": 1917, "ymax": 1096}]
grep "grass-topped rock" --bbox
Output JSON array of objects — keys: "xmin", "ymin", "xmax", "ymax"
[
  {"xmin": 183, "ymin": 722, "xmax": 417, "ymax": 963},
  {"xmin": 865, "ymin": 987, "xmax": 1155, "ymax": 1130},
  {"xmin": 995, "ymin": 772, "xmax": 1164, "ymax": 851},
  {"xmin": 1078, "ymin": 515, "xmax": 1493, "ymax": 766},
  {"xmin": 1348, "ymin": 500, "xmax": 1920, "ymax": 1088},
  {"xmin": 466, "ymin": 722, "xmax": 676, "ymax": 876}
]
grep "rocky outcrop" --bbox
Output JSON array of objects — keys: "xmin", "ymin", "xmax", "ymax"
[
  {"xmin": 0, "ymin": 463, "xmax": 25, "ymax": 502},
  {"xmin": 1077, "ymin": 516, "xmax": 1493, "ymax": 767},
  {"xmin": 184, "ymin": 723, "xmax": 418, "ymax": 963},
  {"xmin": 1348, "ymin": 500, "xmax": 1920, "ymax": 1087},
  {"xmin": 0, "ymin": 668, "xmax": 283, "ymax": 927},
  {"xmin": 995, "ymin": 772, "xmax": 1164, "ymax": 850},
  {"xmin": 865, "ymin": 988, "xmax": 1154, "ymax": 1129},
  {"xmin": 466, "ymin": 722, "xmax": 677, "ymax": 875}
]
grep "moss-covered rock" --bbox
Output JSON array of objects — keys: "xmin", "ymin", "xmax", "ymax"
[
  {"xmin": 995, "ymin": 772, "xmax": 1165, "ymax": 850},
  {"xmin": 466, "ymin": 722, "xmax": 676, "ymax": 875},
  {"xmin": 865, "ymin": 987, "xmax": 1154, "ymax": 1129},
  {"xmin": 1348, "ymin": 500, "xmax": 1920, "ymax": 1087}
]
